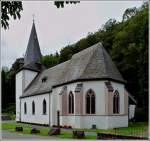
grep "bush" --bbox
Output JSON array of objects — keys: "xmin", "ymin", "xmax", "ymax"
[
  {"xmin": 2, "ymin": 103, "xmax": 15, "ymax": 114},
  {"xmin": 134, "ymin": 107, "xmax": 148, "ymax": 122}
]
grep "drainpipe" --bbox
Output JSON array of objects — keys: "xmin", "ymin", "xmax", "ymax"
[
  {"xmin": 19, "ymin": 97, "xmax": 21, "ymax": 122},
  {"xmin": 49, "ymin": 92, "xmax": 50, "ymax": 127}
]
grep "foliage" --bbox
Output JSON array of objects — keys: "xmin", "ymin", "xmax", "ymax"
[
  {"xmin": 1, "ymin": 1, "xmax": 23, "ymax": 29},
  {"xmin": 134, "ymin": 108, "xmax": 148, "ymax": 122},
  {"xmin": 41, "ymin": 52, "xmax": 59, "ymax": 68},
  {"xmin": 3, "ymin": 103, "xmax": 16, "ymax": 114},
  {"xmin": 122, "ymin": 7, "xmax": 137, "ymax": 21},
  {"xmin": 54, "ymin": 1, "xmax": 80, "ymax": 8},
  {"xmin": 2, "ymin": 58, "xmax": 24, "ymax": 111}
]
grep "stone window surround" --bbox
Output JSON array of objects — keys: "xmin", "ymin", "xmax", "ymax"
[
  {"xmin": 85, "ymin": 89, "xmax": 96, "ymax": 114},
  {"xmin": 113, "ymin": 90, "xmax": 120, "ymax": 114},
  {"xmin": 68, "ymin": 91, "xmax": 74, "ymax": 114}
]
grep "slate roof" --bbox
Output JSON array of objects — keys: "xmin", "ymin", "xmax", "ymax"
[
  {"xmin": 21, "ymin": 22, "xmax": 43, "ymax": 72},
  {"xmin": 22, "ymin": 42, "xmax": 125, "ymax": 98}
]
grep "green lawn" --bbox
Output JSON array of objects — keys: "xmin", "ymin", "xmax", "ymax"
[
  {"xmin": 74, "ymin": 122, "xmax": 148, "ymax": 137},
  {"xmin": 2, "ymin": 122, "xmax": 49, "ymax": 136},
  {"xmin": 2, "ymin": 121, "xmax": 148, "ymax": 139}
]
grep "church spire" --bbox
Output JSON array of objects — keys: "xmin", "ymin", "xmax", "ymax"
[
  {"xmin": 24, "ymin": 21, "xmax": 42, "ymax": 65},
  {"xmin": 21, "ymin": 21, "xmax": 44, "ymax": 72}
]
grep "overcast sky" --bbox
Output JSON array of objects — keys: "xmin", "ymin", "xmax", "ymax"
[{"xmin": 1, "ymin": 1, "xmax": 143, "ymax": 68}]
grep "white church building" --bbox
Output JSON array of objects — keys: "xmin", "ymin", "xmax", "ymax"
[{"xmin": 16, "ymin": 22, "xmax": 129, "ymax": 129}]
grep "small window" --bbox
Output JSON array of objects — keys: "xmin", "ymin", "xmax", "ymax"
[
  {"xmin": 43, "ymin": 99, "xmax": 47, "ymax": 115},
  {"xmin": 68, "ymin": 91, "xmax": 74, "ymax": 114},
  {"xmin": 113, "ymin": 90, "xmax": 120, "ymax": 114},
  {"xmin": 42, "ymin": 76, "xmax": 47, "ymax": 83},
  {"xmin": 24, "ymin": 102, "xmax": 27, "ymax": 114},
  {"xmin": 32, "ymin": 101, "xmax": 35, "ymax": 115},
  {"xmin": 86, "ymin": 89, "xmax": 95, "ymax": 114}
]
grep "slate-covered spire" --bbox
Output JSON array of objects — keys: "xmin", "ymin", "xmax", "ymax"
[
  {"xmin": 20, "ymin": 22, "xmax": 44, "ymax": 72},
  {"xmin": 24, "ymin": 21, "xmax": 42, "ymax": 64}
]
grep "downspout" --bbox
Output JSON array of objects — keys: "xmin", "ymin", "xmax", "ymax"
[
  {"xmin": 19, "ymin": 97, "xmax": 21, "ymax": 122},
  {"xmin": 49, "ymin": 92, "xmax": 51, "ymax": 127}
]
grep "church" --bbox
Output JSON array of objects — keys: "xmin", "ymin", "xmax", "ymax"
[{"xmin": 16, "ymin": 22, "xmax": 129, "ymax": 129}]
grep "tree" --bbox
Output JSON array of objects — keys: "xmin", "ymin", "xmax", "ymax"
[
  {"xmin": 54, "ymin": 1, "xmax": 80, "ymax": 8},
  {"xmin": 1, "ymin": 1, "xmax": 23, "ymax": 29},
  {"xmin": 42, "ymin": 53, "xmax": 60, "ymax": 68},
  {"xmin": 122, "ymin": 7, "xmax": 137, "ymax": 21}
]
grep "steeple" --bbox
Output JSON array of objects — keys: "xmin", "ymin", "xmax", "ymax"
[
  {"xmin": 21, "ymin": 22, "xmax": 44, "ymax": 72},
  {"xmin": 24, "ymin": 22, "xmax": 42, "ymax": 64}
]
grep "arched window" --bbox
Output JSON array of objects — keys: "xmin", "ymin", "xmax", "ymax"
[
  {"xmin": 32, "ymin": 101, "xmax": 35, "ymax": 115},
  {"xmin": 86, "ymin": 89, "xmax": 95, "ymax": 114},
  {"xmin": 24, "ymin": 102, "xmax": 27, "ymax": 114},
  {"xmin": 113, "ymin": 90, "xmax": 120, "ymax": 114},
  {"xmin": 43, "ymin": 99, "xmax": 47, "ymax": 115},
  {"xmin": 68, "ymin": 91, "xmax": 74, "ymax": 114}
]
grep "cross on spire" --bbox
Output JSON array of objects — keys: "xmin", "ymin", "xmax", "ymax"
[{"xmin": 32, "ymin": 14, "xmax": 35, "ymax": 23}]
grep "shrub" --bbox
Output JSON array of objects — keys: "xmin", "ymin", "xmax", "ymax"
[{"xmin": 134, "ymin": 107, "xmax": 148, "ymax": 122}]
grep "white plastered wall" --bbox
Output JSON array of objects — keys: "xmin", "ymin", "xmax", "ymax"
[
  {"xmin": 24, "ymin": 70, "xmax": 37, "ymax": 89},
  {"xmin": 51, "ymin": 81, "xmax": 105, "ymax": 127},
  {"xmin": 16, "ymin": 69, "xmax": 37, "ymax": 121},
  {"xmin": 51, "ymin": 80, "xmax": 128, "ymax": 129},
  {"xmin": 16, "ymin": 71, "xmax": 23, "ymax": 121},
  {"xmin": 20, "ymin": 93, "xmax": 50, "ymax": 125}
]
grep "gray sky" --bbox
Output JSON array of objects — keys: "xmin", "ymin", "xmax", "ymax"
[{"xmin": 1, "ymin": 1, "xmax": 143, "ymax": 68}]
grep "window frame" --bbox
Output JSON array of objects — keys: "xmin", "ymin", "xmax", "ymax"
[
  {"xmin": 24, "ymin": 102, "xmax": 27, "ymax": 114},
  {"xmin": 43, "ymin": 99, "xmax": 47, "ymax": 115},
  {"xmin": 85, "ymin": 89, "xmax": 96, "ymax": 114},
  {"xmin": 113, "ymin": 90, "xmax": 120, "ymax": 114},
  {"xmin": 68, "ymin": 91, "xmax": 74, "ymax": 114},
  {"xmin": 32, "ymin": 101, "xmax": 35, "ymax": 115}
]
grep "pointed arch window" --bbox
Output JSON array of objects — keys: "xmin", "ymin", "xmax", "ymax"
[
  {"xmin": 32, "ymin": 101, "xmax": 35, "ymax": 115},
  {"xmin": 113, "ymin": 90, "xmax": 120, "ymax": 114},
  {"xmin": 68, "ymin": 91, "xmax": 74, "ymax": 114},
  {"xmin": 86, "ymin": 89, "xmax": 95, "ymax": 114},
  {"xmin": 24, "ymin": 102, "xmax": 27, "ymax": 114},
  {"xmin": 43, "ymin": 99, "xmax": 47, "ymax": 115}
]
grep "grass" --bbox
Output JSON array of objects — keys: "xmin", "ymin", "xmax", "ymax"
[
  {"xmin": 2, "ymin": 113, "xmax": 16, "ymax": 120},
  {"xmin": 2, "ymin": 122, "xmax": 49, "ymax": 136},
  {"xmin": 2, "ymin": 121, "xmax": 148, "ymax": 139},
  {"xmin": 74, "ymin": 122, "xmax": 148, "ymax": 137}
]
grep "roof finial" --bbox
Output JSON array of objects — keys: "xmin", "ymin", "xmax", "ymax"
[{"xmin": 32, "ymin": 14, "xmax": 35, "ymax": 23}]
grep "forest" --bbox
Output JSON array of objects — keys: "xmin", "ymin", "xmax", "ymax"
[{"xmin": 2, "ymin": 3, "xmax": 148, "ymax": 121}]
